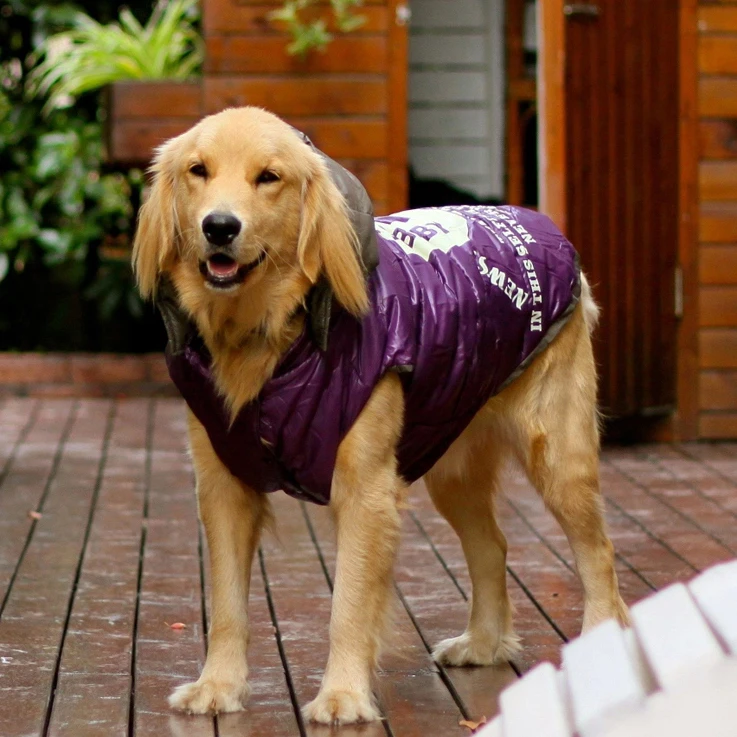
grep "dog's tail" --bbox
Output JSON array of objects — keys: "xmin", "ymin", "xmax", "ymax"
[{"xmin": 579, "ymin": 272, "xmax": 600, "ymax": 335}]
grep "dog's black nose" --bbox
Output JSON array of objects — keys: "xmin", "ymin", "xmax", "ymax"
[{"xmin": 202, "ymin": 212, "xmax": 241, "ymax": 246}]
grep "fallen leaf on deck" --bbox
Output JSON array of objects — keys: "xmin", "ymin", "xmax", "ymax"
[
  {"xmin": 28, "ymin": 511, "xmax": 42, "ymax": 520},
  {"xmin": 459, "ymin": 717, "xmax": 487, "ymax": 732},
  {"xmin": 165, "ymin": 622, "xmax": 188, "ymax": 630}
]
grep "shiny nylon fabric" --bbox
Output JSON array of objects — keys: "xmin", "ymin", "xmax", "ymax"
[{"xmin": 166, "ymin": 205, "xmax": 580, "ymax": 505}]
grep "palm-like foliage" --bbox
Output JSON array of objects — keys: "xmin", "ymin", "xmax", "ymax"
[{"xmin": 28, "ymin": 0, "xmax": 203, "ymax": 111}]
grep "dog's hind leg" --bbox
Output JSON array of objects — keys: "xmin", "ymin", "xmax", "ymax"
[
  {"xmin": 505, "ymin": 306, "xmax": 629, "ymax": 633},
  {"xmin": 425, "ymin": 436, "xmax": 521, "ymax": 666},
  {"xmin": 168, "ymin": 411, "xmax": 270, "ymax": 714}
]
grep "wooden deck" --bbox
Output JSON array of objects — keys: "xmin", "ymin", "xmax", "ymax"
[{"xmin": 1, "ymin": 397, "xmax": 736, "ymax": 737}]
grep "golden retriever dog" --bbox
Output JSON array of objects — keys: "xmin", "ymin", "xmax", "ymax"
[{"xmin": 132, "ymin": 106, "xmax": 629, "ymax": 724}]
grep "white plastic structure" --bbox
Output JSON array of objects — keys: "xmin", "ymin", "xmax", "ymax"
[{"xmin": 478, "ymin": 559, "xmax": 737, "ymax": 737}]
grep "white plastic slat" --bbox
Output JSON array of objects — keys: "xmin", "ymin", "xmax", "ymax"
[
  {"xmin": 631, "ymin": 583, "xmax": 725, "ymax": 690},
  {"xmin": 597, "ymin": 660, "xmax": 737, "ymax": 737},
  {"xmin": 562, "ymin": 619, "xmax": 647, "ymax": 737},
  {"xmin": 688, "ymin": 559, "xmax": 737, "ymax": 654},
  {"xmin": 498, "ymin": 662, "xmax": 572, "ymax": 737},
  {"xmin": 476, "ymin": 716, "xmax": 503, "ymax": 737}
]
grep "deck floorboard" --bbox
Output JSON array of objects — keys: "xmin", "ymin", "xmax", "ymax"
[{"xmin": 0, "ymin": 398, "xmax": 735, "ymax": 736}]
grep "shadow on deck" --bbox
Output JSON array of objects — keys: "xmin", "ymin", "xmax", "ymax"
[{"xmin": 0, "ymin": 398, "xmax": 735, "ymax": 736}]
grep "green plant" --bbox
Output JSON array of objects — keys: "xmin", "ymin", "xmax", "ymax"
[
  {"xmin": 270, "ymin": 0, "xmax": 366, "ymax": 57},
  {"xmin": 0, "ymin": 1, "xmax": 162, "ymax": 351},
  {"xmin": 28, "ymin": 0, "xmax": 203, "ymax": 111}
]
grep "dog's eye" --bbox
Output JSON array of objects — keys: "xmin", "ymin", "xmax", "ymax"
[
  {"xmin": 189, "ymin": 163, "xmax": 207, "ymax": 178},
  {"xmin": 256, "ymin": 169, "xmax": 280, "ymax": 185}
]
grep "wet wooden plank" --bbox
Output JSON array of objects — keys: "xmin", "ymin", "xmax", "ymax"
[
  {"xmin": 48, "ymin": 400, "xmax": 150, "ymax": 737},
  {"xmin": 601, "ymin": 456, "xmax": 736, "ymax": 571},
  {"xmin": 0, "ymin": 398, "xmax": 37, "ymax": 475},
  {"xmin": 678, "ymin": 441, "xmax": 737, "ymax": 479},
  {"xmin": 132, "ymin": 399, "xmax": 216, "ymax": 737},
  {"xmin": 0, "ymin": 400, "xmax": 70, "ymax": 606},
  {"xmin": 1, "ymin": 398, "xmax": 735, "ymax": 737},
  {"xmin": 604, "ymin": 447, "xmax": 737, "ymax": 554},
  {"xmin": 0, "ymin": 400, "xmax": 111, "ymax": 737}
]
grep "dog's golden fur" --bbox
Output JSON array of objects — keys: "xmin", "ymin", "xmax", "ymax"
[{"xmin": 133, "ymin": 106, "xmax": 629, "ymax": 724}]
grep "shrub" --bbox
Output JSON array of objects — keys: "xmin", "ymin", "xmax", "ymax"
[
  {"xmin": 28, "ymin": 0, "xmax": 203, "ymax": 111},
  {"xmin": 0, "ymin": 1, "xmax": 194, "ymax": 350}
]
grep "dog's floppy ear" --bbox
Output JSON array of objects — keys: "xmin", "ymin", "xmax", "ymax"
[
  {"xmin": 132, "ymin": 145, "xmax": 179, "ymax": 300},
  {"xmin": 297, "ymin": 160, "xmax": 369, "ymax": 318}
]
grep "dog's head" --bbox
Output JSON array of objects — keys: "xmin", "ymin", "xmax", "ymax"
[{"xmin": 132, "ymin": 107, "xmax": 369, "ymax": 323}]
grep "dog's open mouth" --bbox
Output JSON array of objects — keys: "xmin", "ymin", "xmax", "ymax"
[{"xmin": 200, "ymin": 252, "xmax": 265, "ymax": 289}]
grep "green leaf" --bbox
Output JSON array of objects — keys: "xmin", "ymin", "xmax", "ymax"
[
  {"xmin": 37, "ymin": 228, "xmax": 73, "ymax": 254},
  {"xmin": 0, "ymin": 253, "xmax": 8, "ymax": 282}
]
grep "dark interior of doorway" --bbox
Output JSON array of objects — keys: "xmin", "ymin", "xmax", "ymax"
[{"xmin": 408, "ymin": 0, "xmax": 539, "ymax": 210}]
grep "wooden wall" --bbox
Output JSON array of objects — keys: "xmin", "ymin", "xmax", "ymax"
[
  {"xmin": 697, "ymin": 1, "xmax": 737, "ymax": 437},
  {"xmin": 108, "ymin": 0, "xmax": 407, "ymax": 215}
]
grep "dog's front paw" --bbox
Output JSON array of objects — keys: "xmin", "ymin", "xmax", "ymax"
[
  {"xmin": 433, "ymin": 630, "xmax": 521, "ymax": 666},
  {"xmin": 303, "ymin": 689, "xmax": 381, "ymax": 724},
  {"xmin": 168, "ymin": 677, "xmax": 250, "ymax": 714}
]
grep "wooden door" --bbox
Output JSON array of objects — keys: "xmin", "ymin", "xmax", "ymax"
[{"xmin": 541, "ymin": 0, "xmax": 680, "ymax": 417}]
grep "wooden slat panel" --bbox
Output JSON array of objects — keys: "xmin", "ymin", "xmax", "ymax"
[
  {"xmin": 699, "ymin": 35, "xmax": 737, "ymax": 74},
  {"xmin": 700, "ymin": 370, "xmax": 737, "ymax": 410},
  {"xmin": 698, "ymin": 6, "xmax": 737, "ymax": 33},
  {"xmin": 109, "ymin": 81, "xmax": 202, "ymax": 120},
  {"xmin": 699, "ymin": 78, "xmax": 737, "ymax": 117},
  {"xmin": 700, "ymin": 121, "xmax": 737, "ymax": 159},
  {"xmin": 206, "ymin": 36, "xmax": 388, "ymax": 74},
  {"xmin": 700, "ymin": 161, "xmax": 737, "ymax": 200},
  {"xmin": 204, "ymin": 76, "xmax": 387, "ymax": 116},
  {"xmin": 700, "ymin": 202, "xmax": 737, "ymax": 242},
  {"xmin": 700, "ymin": 245, "xmax": 737, "ymax": 284},
  {"xmin": 336, "ymin": 159, "xmax": 389, "ymax": 201},
  {"xmin": 108, "ymin": 121, "xmax": 197, "ymax": 165},
  {"xmin": 227, "ymin": 0, "xmax": 384, "ymax": 4},
  {"xmin": 283, "ymin": 118, "xmax": 387, "ymax": 158},
  {"xmin": 565, "ymin": 0, "xmax": 679, "ymax": 416},
  {"xmin": 0, "ymin": 400, "xmax": 111, "ymax": 736},
  {"xmin": 699, "ymin": 286, "xmax": 737, "ymax": 326},
  {"xmin": 700, "ymin": 328, "xmax": 737, "ymax": 368},
  {"xmin": 204, "ymin": 3, "xmax": 388, "ymax": 34},
  {"xmin": 699, "ymin": 412, "xmax": 737, "ymax": 438}
]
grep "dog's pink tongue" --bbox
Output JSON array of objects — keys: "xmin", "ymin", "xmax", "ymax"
[{"xmin": 207, "ymin": 257, "xmax": 239, "ymax": 278}]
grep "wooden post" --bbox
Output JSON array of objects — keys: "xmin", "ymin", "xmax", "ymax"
[
  {"xmin": 537, "ymin": 0, "xmax": 567, "ymax": 233},
  {"xmin": 676, "ymin": 0, "xmax": 700, "ymax": 440}
]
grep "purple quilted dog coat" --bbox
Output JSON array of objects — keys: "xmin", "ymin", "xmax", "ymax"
[{"xmin": 165, "ymin": 204, "xmax": 581, "ymax": 505}]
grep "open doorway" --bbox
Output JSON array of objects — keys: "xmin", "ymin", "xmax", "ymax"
[{"xmin": 407, "ymin": 0, "xmax": 539, "ymax": 209}]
